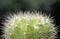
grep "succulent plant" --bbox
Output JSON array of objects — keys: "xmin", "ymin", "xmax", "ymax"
[{"xmin": 3, "ymin": 12, "xmax": 57, "ymax": 39}]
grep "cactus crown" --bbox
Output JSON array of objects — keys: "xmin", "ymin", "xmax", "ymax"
[{"xmin": 4, "ymin": 12, "xmax": 57, "ymax": 39}]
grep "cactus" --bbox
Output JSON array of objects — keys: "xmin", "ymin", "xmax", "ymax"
[{"xmin": 3, "ymin": 12, "xmax": 57, "ymax": 39}]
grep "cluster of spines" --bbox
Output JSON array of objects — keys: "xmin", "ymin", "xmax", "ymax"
[{"xmin": 3, "ymin": 11, "xmax": 57, "ymax": 39}]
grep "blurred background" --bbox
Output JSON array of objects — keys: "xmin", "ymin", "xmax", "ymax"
[{"xmin": 0, "ymin": 0, "xmax": 60, "ymax": 39}]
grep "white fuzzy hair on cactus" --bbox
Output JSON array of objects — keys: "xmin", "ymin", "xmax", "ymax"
[{"xmin": 3, "ymin": 11, "xmax": 57, "ymax": 39}]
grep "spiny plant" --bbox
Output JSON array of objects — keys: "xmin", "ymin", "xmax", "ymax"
[{"xmin": 3, "ymin": 11, "xmax": 57, "ymax": 39}]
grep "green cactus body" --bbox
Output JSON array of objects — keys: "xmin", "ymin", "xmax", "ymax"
[{"xmin": 4, "ymin": 12, "xmax": 57, "ymax": 39}]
